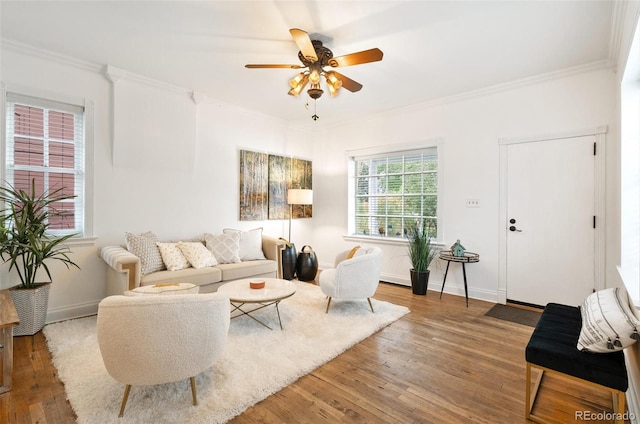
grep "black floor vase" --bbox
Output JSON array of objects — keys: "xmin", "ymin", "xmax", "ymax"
[
  {"xmin": 281, "ymin": 243, "xmax": 297, "ymax": 280},
  {"xmin": 296, "ymin": 245, "xmax": 318, "ymax": 282}
]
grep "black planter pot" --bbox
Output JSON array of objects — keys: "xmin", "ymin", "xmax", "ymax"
[
  {"xmin": 296, "ymin": 245, "xmax": 318, "ymax": 282},
  {"xmin": 281, "ymin": 243, "xmax": 297, "ymax": 280},
  {"xmin": 410, "ymin": 269, "xmax": 430, "ymax": 295}
]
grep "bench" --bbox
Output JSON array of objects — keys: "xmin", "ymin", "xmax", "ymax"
[{"xmin": 525, "ymin": 303, "xmax": 629, "ymax": 424}]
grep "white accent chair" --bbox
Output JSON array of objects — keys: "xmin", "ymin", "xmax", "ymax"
[
  {"xmin": 319, "ymin": 246, "xmax": 383, "ymax": 313},
  {"xmin": 96, "ymin": 293, "xmax": 230, "ymax": 417}
]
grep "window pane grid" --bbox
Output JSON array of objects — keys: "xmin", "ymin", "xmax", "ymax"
[
  {"xmin": 6, "ymin": 96, "xmax": 84, "ymax": 236},
  {"xmin": 352, "ymin": 150, "xmax": 437, "ymax": 238}
]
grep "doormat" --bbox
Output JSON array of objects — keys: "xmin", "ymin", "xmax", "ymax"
[{"xmin": 485, "ymin": 303, "xmax": 541, "ymax": 327}]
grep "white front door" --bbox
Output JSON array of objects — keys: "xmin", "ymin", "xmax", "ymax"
[{"xmin": 505, "ymin": 135, "xmax": 596, "ymax": 307}]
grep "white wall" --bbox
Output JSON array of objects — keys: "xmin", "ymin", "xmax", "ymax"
[
  {"xmin": 0, "ymin": 45, "xmax": 313, "ymax": 322},
  {"xmin": 0, "ymin": 40, "xmax": 621, "ymax": 319},
  {"xmin": 308, "ymin": 66, "xmax": 617, "ymax": 303}
]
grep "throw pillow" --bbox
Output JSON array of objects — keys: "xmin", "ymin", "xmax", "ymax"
[
  {"xmin": 346, "ymin": 245, "xmax": 361, "ymax": 259},
  {"xmin": 156, "ymin": 242, "xmax": 191, "ymax": 271},
  {"xmin": 124, "ymin": 231, "xmax": 166, "ymax": 275},
  {"xmin": 177, "ymin": 241, "xmax": 218, "ymax": 269},
  {"xmin": 204, "ymin": 232, "xmax": 241, "ymax": 264},
  {"xmin": 577, "ymin": 287, "xmax": 640, "ymax": 352},
  {"xmin": 353, "ymin": 246, "xmax": 372, "ymax": 257},
  {"xmin": 223, "ymin": 227, "xmax": 266, "ymax": 261}
]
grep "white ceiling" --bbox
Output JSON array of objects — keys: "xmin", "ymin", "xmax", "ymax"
[{"xmin": 1, "ymin": 1, "xmax": 616, "ymax": 125}]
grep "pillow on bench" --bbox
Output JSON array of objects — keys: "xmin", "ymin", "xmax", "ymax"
[{"xmin": 577, "ymin": 287, "xmax": 640, "ymax": 353}]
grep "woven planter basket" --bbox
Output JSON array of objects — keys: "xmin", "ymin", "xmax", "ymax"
[{"xmin": 10, "ymin": 283, "xmax": 51, "ymax": 336}]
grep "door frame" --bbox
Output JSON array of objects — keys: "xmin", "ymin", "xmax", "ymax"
[{"xmin": 497, "ymin": 125, "xmax": 607, "ymax": 304}]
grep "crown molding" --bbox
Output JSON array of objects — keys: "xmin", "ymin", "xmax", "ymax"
[
  {"xmin": 1, "ymin": 38, "xmax": 101, "ymax": 73},
  {"xmin": 102, "ymin": 64, "xmax": 194, "ymax": 99},
  {"xmin": 611, "ymin": 0, "xmax": 640, "ymax": 80},
  {"xmin": 383, "ymin": 59, "xmax": 613, "ymax": 119},
  {"xmin": 608, "ymin": 0, "xmax": 628, "ymax": 73},
  {"xmin": 2, "ymin": 38, "xmax": 200, "ymax": 102}
]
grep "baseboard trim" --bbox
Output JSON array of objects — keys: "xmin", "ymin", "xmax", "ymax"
[
  {"xmin": 506, "ymin": 299, "xmax": 545, "ymax": 310},
  {"xmin": 46, "ymin": 300, "xmax": 99, "ymax": 324}
]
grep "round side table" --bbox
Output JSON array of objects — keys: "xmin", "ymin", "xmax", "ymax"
[{"xmin": 438, "ymin": 250, "xmax": 479, "ymax": 307}]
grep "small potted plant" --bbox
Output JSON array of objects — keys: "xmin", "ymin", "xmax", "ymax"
[
  {"xmin": 0, "ymin": 180, "xmax": 80, "ymax": 335},
  {"xmin": 407, "ymin": 223, "xmax": 438, "ymax": 295}
]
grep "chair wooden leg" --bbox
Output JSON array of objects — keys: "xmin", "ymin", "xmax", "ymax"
[
  {"xmin": 367, "ymin": 298, "xmax": 375, "ymax": 313},
  {"xmin": 325, "ymin": 297, "xmax": 332, "ymax": 313},
  {"xmin": 118, "ymin": 384, "xmax": 131, "ymax": 417},
  {"xmin": 190, "ymin": 376, "xmax": 198, "ymax": 406}
]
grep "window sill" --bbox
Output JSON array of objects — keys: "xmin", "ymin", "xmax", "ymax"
[
  {"xmin": 343, "ymin": 234, "xmax": 445, "ymax": 248},
  {"xmin": 64, "ymin": 236, "xmax": 98, "ymax": 248},
  {"xmin": 619, "ymin": 265, "xmax": 640, "ymax": 308}
]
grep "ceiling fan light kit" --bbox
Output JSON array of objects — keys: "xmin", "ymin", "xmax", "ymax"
[{"xmin": 246, "ymin": 28, "xmax": 383, "ymax": 120}]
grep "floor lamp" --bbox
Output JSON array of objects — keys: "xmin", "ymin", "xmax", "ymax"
[
  {"xmin": 286, "ymin": 188, "xmax": 314, "ymax": 281},
  {"xmin": 287, "ymin": 188, "xmax": 313, "ymax": 242}
]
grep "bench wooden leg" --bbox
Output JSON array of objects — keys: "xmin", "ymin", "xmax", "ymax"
[
  {"xmin": 526, "ymin": 362, "xmax": 545, "ymax": 418},
  {"xmin": 526, "ymin": 362, "xmax": 627, "ymax": 424},
  {"xmin": 612, "ymin": 390, "xmax": 626, "ymax": 424}
]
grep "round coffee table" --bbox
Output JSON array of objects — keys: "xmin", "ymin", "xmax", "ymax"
[{"xmin": 218, "ymin": 278, "xmax": 296, "ymax": 330}]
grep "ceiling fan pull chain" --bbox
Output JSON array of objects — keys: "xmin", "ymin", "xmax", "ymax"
[{"xmin": 311, "ymin": 99, "xmax": 319, "ymax": 121}]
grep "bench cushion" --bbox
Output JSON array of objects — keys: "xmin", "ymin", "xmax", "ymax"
[{"xmin": 525, "ymin": 303, "xmax": 628, "ymax": 392}]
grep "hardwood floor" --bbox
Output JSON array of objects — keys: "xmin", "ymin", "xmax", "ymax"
[{"xmin": 0, "ymin": 283, "xmax": 628, "ymax": 423}]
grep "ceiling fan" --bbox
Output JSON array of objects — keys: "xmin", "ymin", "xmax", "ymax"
[{"xmin": 245, "ymin": 28, "xmax": 383, "ymax": 100}]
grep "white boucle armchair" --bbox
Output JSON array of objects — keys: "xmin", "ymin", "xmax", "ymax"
[
  {"xmin": 319, "ymin": 246, "xmax": 383, "ymax": 313},
  {"xmin": 96, "ymin": 292, "xmax": 230, "ymax": 417}
]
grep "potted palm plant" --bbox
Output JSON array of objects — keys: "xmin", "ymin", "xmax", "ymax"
[
  {"xmin": 0, "ymin": 180, "xmax": 80, "ymax": 336},
  {"xmin": 407, "ymin": 223, "xmax": 439, "ymax": 295}
]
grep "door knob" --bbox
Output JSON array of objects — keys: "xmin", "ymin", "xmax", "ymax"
[{"xmin": 509, "ymin": 226, "xmax": 522, "ymax": 232}]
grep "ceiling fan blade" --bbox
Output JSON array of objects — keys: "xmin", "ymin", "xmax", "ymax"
[
  {"xmin": 245, "ymin": 64, "xmax": 305, "ymax": 69},
  {"xmin": 289, "ymin": 28, "xmax": 318, "ymax": 63},
  {"xmin": 333, "ymin": 71, "xmax": 363, "ymax": 92},
  {"xmin": 328, "ymin": 48, "xmax": 383, "ymax": 68}
]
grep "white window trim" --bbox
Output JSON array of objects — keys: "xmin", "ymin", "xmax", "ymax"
[
  {"xmin": 0, "ymin": 81, "xmax": 95, "ymax": 243},
  {"xmin": 345, "ymin": 138, "xmax": 444, "ymax": 242}
]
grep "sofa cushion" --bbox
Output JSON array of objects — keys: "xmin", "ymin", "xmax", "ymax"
[
  {"xmin": 204, "ymin": 232, "xmax": 241, "ymax": 264},
  {"xmin": 216, "ymin": 259, "xmax": 277, "ymax": 281},
  {"xmin": 223, "ymin": 228, "xmax": 266, "ymax": 261},
  {"xmin": 140, "ymin": 266, "xmax": 222, "ymax": 287},
  {"xmin": 125, "ymin": 231, "xmax": 166, "ymax": 275},
  {"xmin": 156, "ymin": 242, "xmax": 191, "ymax": 271},
  {"xmin": 177, "ymin": 241, "xmax": 218, "ymax": 269}
]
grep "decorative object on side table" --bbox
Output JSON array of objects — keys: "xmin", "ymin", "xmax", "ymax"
[
  {"xmin": 0, "ymin": 180, "xmax": 80, "ymax": 336},
  {"xmin": 439, "ymin": 249, "xmax": 479, "ymax": 307},
  {"xmin": 407, "ymin": 223, "xmax": 439, "ymax": 296},
  {"xmin": 451, "ymin": 239, "xmax": 466, "ymax": 257},
  {"xmin": 296, "ymin": 245, "xmax": 318, "ymax": 282}
]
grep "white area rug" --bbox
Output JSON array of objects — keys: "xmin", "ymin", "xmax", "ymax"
[{"xmin": 44, "ymin": 281, "xmax": 409, "ymax": 423}]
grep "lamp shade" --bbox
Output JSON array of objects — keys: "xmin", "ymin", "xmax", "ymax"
[{"xmin": 287, "ymin": 189, "xmax": 313, "ymax": 205}]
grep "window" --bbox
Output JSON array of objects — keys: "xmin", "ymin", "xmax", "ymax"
[
  {"xmin": 350, "ymin": 147, "xmax": 438, "ymax": 239},
  {"xmin": 620, "ymin": 18, "xmax": 640, "ymax": 304},
  {"xmin": 5, "ymin": 93, "xmax": 85, "ymax": 236}
]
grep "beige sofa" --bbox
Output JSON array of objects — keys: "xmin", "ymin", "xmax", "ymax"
[{"xmin": 101, "ymin": 235, "xmax": 285, "ymax": 295}]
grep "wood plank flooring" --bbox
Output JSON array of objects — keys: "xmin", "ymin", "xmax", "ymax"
[{"xmin": 0, "ymin": 283, "xmax": 629, "ymax": 423}]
